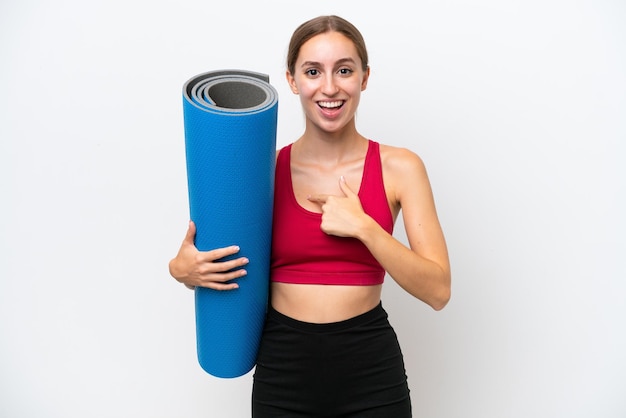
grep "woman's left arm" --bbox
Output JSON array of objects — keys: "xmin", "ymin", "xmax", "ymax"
[
  {"xmin": 370, "ymin": 147, "xmax": 451, "ymax": 310},
  {"xmin": 311, "ymin": 147, "xmax": 451, "ymax": 310}
]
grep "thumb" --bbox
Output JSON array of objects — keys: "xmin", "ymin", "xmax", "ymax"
[
  {"xmin": 339, "ymin": 175, "xmax": 356, "ymax": 197},
  {"xmin": 183, "ymin": 220, "xmax": 197, "ymax": 245}
]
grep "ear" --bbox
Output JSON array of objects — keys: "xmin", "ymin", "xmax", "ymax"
[
  {"xmin": 286, "ymin": 70, "xmax": 298, "ymax": 94},
  {"xmin": 361, "ymin": 66, "xmax": 370, "ymax": 91}
]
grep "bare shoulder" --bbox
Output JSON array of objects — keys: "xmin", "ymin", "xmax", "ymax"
[
  {"xmin": 379, "ymin": 143, "xmax": 428, "ymax": 180},
  {"xmin": 378, "ymin": 143, "xmax": 433, "ymax": 204}
]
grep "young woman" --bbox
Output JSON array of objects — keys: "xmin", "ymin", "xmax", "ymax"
[{"xmin": 169, "ymin": 15, "xmax": 451, "ymax": 417}]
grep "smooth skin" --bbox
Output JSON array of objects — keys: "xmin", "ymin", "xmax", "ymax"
[{"xmin": 169, "ymin": 31, "xmax": 451, "ymax": 322}]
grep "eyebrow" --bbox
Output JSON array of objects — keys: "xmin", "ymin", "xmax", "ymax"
[{"xmin": 299, "ymin": 57, "xmax": 357, "ymax": 69}]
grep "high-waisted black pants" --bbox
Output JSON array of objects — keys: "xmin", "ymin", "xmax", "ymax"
[{"xmin": 252, "ymin": 302, "xmax": 412, "ymax": 418}]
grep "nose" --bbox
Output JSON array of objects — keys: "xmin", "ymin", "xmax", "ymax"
[{"xmin": 321, "ymin": 74, "xmax": 339, "ymax": 96}]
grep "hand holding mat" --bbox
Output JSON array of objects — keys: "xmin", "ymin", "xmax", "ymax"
[{"xmin": 182, "ymin": 70, "xmax": 278, "ymax": 378}]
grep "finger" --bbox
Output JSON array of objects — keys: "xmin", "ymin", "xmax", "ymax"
[
  {"xmin": 339, "ymin": 175, "xmax": 356, "ymax": 197},
  {"xmin": 209, "ymin": 283, "xmax": 240, "ymax": 291},
  {"xmin": 201, "ymin": 255, "xmax": 249, "ymax": 274},
  {"xmin": 183, "ymin": 220, "xmax": 196, "ymax": 244},
  {"xmin": 307, "ymin": 194, "xmax": 330, "ymax": 204},
  {"xmin": 203, "ymin": 281, "xmax": 240, "ymax": 291},
  {"xmin": 204, "ymin": 245, "xmax": 244, "ymax": 262},
  {"xmin": 200, "ymin": 269, "xmax": 247, "ymax": 289}
]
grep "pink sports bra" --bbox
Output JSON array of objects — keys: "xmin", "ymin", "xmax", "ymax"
[{"xmin": 270, "ymin": 140, "xmax": 394, "ymax": 286}]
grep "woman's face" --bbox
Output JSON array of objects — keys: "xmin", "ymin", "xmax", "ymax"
[{"xmin": 287, "ymin": 31, "xmax": 369, "ymax": 135}]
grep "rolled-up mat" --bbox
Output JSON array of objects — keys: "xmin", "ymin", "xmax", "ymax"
[{"xmin": 182, "ymin": 69, "xmax": 278, "ymax": 378}]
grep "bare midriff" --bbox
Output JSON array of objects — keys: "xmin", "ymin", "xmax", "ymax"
[{"xmin": 270, "ymin": 282, "xmax": 383, "ymax": 323}]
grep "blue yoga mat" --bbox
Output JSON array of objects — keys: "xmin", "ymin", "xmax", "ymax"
[{"xmin": 182, "ymin": 69, "xmax": 278, "ymax": 378}]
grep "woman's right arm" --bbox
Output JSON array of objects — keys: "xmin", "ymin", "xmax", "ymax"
[{"xmin": 168, "ymin": 221, "xmax": 249, "ymax": 290}]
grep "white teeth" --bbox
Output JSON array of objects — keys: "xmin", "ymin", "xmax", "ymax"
[{"xmin": 318, "ymin": 101, "xmax": 343, "ymax": 108}]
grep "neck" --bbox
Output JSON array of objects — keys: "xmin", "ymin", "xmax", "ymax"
[
  {"xmin": 295, "ymin": 121, "xmax": 367, "ymax": 164},
  {"xmin": 294, "ymin": 136, "xmax": 368, "ymax": 167}
]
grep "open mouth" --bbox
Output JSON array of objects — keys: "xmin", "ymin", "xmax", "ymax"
[{"xmin": 317, "ymin": 100, "xmax": 345, "ymax": 110}]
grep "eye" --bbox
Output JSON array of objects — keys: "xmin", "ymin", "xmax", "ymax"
[
  {"xmin": 305, "ymin": 69, "xmax": 320, "ymax": 77},
  {"xmin": 338, "ymin": 68, "xmax": 353, "ymax": 76}
]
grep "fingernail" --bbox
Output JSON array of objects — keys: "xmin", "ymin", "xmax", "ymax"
[{"xmin": 340, "ymin": 175, "xmax": 346, "ymax": 182}]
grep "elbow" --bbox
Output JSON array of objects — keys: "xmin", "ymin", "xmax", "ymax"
[
  {"xmin": 430, "ymin": 291, "xmax": 450, "ymax": 311},
  {"xmin": 430, "ymin": 299, "xmax": 450, "ymax": 311},
  {"xmin": 402, "ymin": 265, "xmax": 451, "ymax": 310},
  {"xmin": 430, "ymin": 276, "xmax": 451, "ymax": 311}
]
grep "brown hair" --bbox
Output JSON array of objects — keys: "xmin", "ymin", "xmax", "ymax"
[{"xmin": 286, "ymin": 15, "xmax": 369, "ymax": 75}]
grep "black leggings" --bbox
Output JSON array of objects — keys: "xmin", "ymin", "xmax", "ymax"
[{"xmin": 252, "ymin": 303, "xmax": 412, "ymax": 418}]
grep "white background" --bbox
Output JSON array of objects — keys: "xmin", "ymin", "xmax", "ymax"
[{"xmin": 1, "ymin": 0, "xmax": 624, "ymax": 417}]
